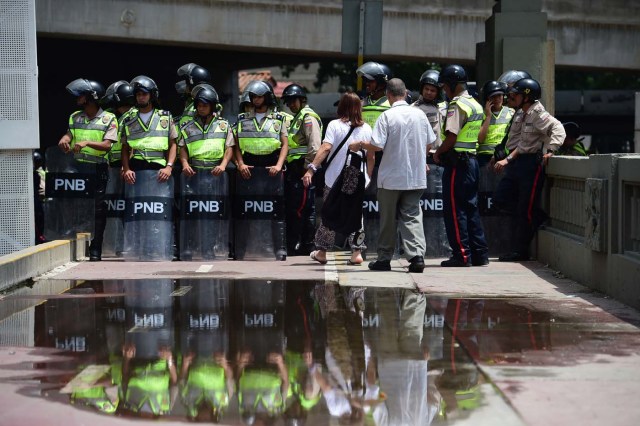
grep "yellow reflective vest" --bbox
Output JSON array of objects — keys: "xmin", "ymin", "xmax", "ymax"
[
  {"xmin": 124, "ymin": 109, "xmax": 172, "ymax": 167},
  {"xmin": 69, "ymin": 110, "xmax": 117, "ymax": 164},
  {"xmin": 450, "ymin": 95, "xmax": 484, "ymax": 153},
  {"xmin": 180, "ymin": 117, "xmax": 230, "ymax": 167},
  {"xmin": 287, "ymin": 106, "xmax": 322, "ymax": 162}
]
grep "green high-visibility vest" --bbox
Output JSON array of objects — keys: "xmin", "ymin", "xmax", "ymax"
[
  {"xmin": 362, "ymin": 96, "xmax": 390, "ymax": 129},
  {"xmin": 238, "ymin": 370, "xmax": 283, "ymax": 415},
  {"xmin": 181, "ymin": 117, "xmax": 230, "ymax": 168},
  {"xmin": 178, "ymin": 101, "xmax": 196, "ymax": 128},
  {"xmin": 450, "ymin": 95, "xmax": 484, "ymax": 153},
  {"xmin": 287, "ymin": 106, "xmax": 322, "ymax": 163},
  {"xmin": 108, "ymin": 108, "xmax": 136, "ymax": 164},
  {"xmin": 237, "ymin": 113, "xmax": 284, "ymax": 155},
  {"xmin": 478, "ymin": 107, "xmax": 514, "ymax": 155},
  {"xmin": 125, "ymin": 109, "xmax": 172, "ymax": 167},
  {"xmin": 69, "ymin": 110, "xmax": 116, "ymax": 164}
]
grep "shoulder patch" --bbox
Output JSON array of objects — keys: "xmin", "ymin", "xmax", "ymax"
[
  {"xmin": 159, "ymin": 118, "xmax": 169, "ymax": 129},
  {"xmin": 237, "ymin": 112, "xmax": 246, "ymax": 120},
  {"xmin": 273, "ymin": 121, "xmax": 281, "ymax": 132},
  {"xmin": 219, "ymin": 121, "xmax": 228, "ymax": 131},
  {"xmin": 539, "ymin": 111, "xmax": 549, "ymax": 121},
  {"xmin": 102, "ymin": 115, "xmax": 111, "ymax": 124}
]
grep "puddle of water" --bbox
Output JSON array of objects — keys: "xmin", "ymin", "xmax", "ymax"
[{"xmin": 0, "ymin": 279, "xmax": 638, "ymax": 424}]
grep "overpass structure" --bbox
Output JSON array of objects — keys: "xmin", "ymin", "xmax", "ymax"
[{"xmin": 36, "ymin": 0, "xmax": 640, "ymax": 70}]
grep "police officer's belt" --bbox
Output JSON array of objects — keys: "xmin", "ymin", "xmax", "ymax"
[
  {"xmin": 191, "ymin": 159, "xmax": 221, "ymax": 168},
  {"xmin": 74, "ymin": 152, "xmax": 107, "ymax": 164},
  {"xmin": 132, "ymin": 149, "xmax": 165, "ymax": 159}
]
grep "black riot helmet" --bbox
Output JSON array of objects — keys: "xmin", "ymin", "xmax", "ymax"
[
  {"xmin": 481, "ymin": 80, "xmax": 505, "ymax": 103},
  {"xmin": 498, "ymin": 70, "xmax": 532, "ymax": 91},
  {"xmin": 176, "ymin": 63, "xmax": 211, "ymax": 94},
  {"xmin": 419, "ymin": 69, "xmax": 440, "ymax": 89},
  {"xmin": 438, "ymin": 65, "xmax": 467, "ymax": 93},
  {"xmin": 130, "ymin": 75, "xmax": 159, "ymax": 100},
  {"xmin": 245, "ymin": 80, "xmax": 276, "ymax": 106},
  {"xmin": 66, "ymin": 78, "xmax": 105, "ymax": 101},
  {"xmin": 356, "ymin": 61, "xmax": 392, "ymax": 84},
  {"xmin": 282, "ymin": 84, "xmax": 307, "ymax": 102},
  {"xmin": 33, "ymin": 150, "xmax": 43, "ymax": 168},
  {"xmin": 103, "ymin": 80, "xmax": 135, "ymax": 107},
  {"xmin": 192, "ymin": 84, "xmax": 220, "ymax": 106},
  {"xmin": 509, "ymin": 78, "xmax": 541, "ymax": 102}
]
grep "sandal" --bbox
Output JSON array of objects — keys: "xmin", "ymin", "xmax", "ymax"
[
  {"xmin": 310, "ymin": 250, "xmax": 327, "ymax": 265},
  {"xmin": 347, "ymin": 259, "xmax": 363, "ymax": 266}
]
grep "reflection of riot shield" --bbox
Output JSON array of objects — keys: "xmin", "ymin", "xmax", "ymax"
[
  {"xmin": 103, "ymin": 280, "xmax": 126, "ymax": 384},
  {"xmin": 234, "ymin": 280, "xmax": 286, "ymax": 358},
  {"xmin": 44, "ymin": 146, "xmax": 96, "ymax": 239},
  {"xmin": 422, "ymin": 162, "xmax": 450, "ymax": 258},
  {"xmin": 423, "ymin": 297, "xmax": 448, "ymax": 361},
  {"xmin": 180, "ymin": 279, "xmax": 230, "ymax": 357},
  {"xmin": 102, "ymin": 168, "xmax": 125, "ymax": 257},
  {"xmin": 124, "ymin": 279, "xmax": 174, "ymax": 360},
  {"xmin": 234, "ymin": 168, "xmax": 286, "ymax": 260},
  {"xmin": 362, "ymin": 167, "xmax": 380, "ymax": 256},
  {"xmin": 40, "ymin": 286, "xmax": 97, "ymax": 355},
  {"xmin": 180, "ymin": 172, "xmax": 230, "ymax": 261},
  {"xmin": 123, "ymin": 170, "xmax": 174, "ymax": 261},
  {"xmin": 478, "ymin": 164, "xmax": 514, "ymax": 255}
]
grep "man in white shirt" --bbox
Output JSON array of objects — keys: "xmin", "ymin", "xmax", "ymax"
[{"xmin": 351, "ymin": 78, "xmax": 435, "ymax": 273}]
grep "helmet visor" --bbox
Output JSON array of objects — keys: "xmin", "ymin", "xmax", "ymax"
[{"xmin": 66, "ymin": 79, "xmax": 93, "ymax": 97}]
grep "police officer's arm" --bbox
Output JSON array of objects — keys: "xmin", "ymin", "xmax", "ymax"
[
  {"xmin": 268, "ymin": 353, "xmax": 289, "ymax": 401},
  {"xmin": 58, "ymin": 131, "xmax": 72, "ymax": 153},
  {"xmin": 180, "ymin": 145, "xmax": 196, "ymax": 177},
  {"xmin": 72, "ymin": 117, "xmax": 118, "ymax": 153},
  {"xmin": 477, "ymin": 102, "xmax": 494, "ymax": 144},
  {"xmin": 121, "ymin": 135, "xmax": 136, "ymax": 184},
  {"xmin": 434, "ymin": 103, "xmax": 462, "ymax": 163},
  {"xmin": 302, "ymin": 140, "xmax": 333, "ymax": 188},
  {"xmin": 268, "ymin": 125, "xmax": 288, "ymax": 176},
  {"xmin": 212, "ymin": 131, "xmax": 235, "ymax": 176},
  {"xmin": 233, "ymin": 130, "xmax": 253, "ymax": 179},
  {"xmin": 537, "ymin": 113, "xmax": 566, "ymax": 165},
  {"xmin": 158, "ymin": 122, "xmax": 178, "ymax": 182},
  {"xmin": 304, "ymin": 115, "xmax": 322, "ymax": 168}
]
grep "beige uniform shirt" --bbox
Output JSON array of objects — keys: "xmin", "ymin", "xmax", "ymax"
[
  {"xmin": 296, "ymin": 112, "xmax": 322, "ymax": 166},
  {"xmin": 443, "ymin": 90, "xmax": 473, "ymax": 137},
  {"xmin": 412, "ymin": 98, "xmax": 443, "ymax": 149},
  {"xmin": 515, "ymin": 101, "xmax": 565, "ymax": 154},
  {"xmin": 506, "ymin": 110, "xmax": 524, "ymax": 152}
]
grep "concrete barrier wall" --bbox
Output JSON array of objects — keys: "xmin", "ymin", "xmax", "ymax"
[
  {"xmin": 0, "ymin": 233, "xmax": 89, "ymax": 292},
  {"xmin": 539, "ymin": 154, "xmax": 640, "ymax": 310}
]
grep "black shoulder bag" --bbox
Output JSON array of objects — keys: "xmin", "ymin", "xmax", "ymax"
[{"xmin": 313, "ymin": 125, "xmax": 356, "ymax": 189}]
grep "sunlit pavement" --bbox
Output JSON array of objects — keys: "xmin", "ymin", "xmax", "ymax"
[{"xmin": 1, "ymin": 255, "xmax": 639, "ymax": 425}]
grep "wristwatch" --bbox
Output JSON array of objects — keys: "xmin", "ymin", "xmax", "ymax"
[
  {"xmin": 166, "ymin": 162, "xmax": 173, "ymax": 168},
  {"xmin": 308, "ymin": 163, "xmax": 318, "ymax": 173},
  {"xmin": 506, "ymin": 154, "xmax": 513, "ymax": 163}
]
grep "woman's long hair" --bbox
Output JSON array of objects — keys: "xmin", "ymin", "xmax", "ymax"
[{"xmin": 336, "ymin": 92, "xmax": 364, "ymax": 127}]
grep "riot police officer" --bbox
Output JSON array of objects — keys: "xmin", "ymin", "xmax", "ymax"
[
  {"xmin": 558, "ymin": 122, "xmax": 588, "ymax": 156},
  {"xmin": 494, "ymin": 78, "xmax": 565, "ymax": 262},
  {"xmin": 412, "ymin": 69, "xmax": 445, "ymax": 152},
  {"xmin": 233, "ymin": 81, "xmax": 289, "ymax": 260},
  {"xmin": 175, "ymin": 63, "xmax": 212, "ymax": 126},
  {"xmin": 178, "ymin": 85, "xmax": 235, "ymax": 260},
  {"xmin": 121, "ymin": 76, "xmax": 179, "ymax": 260},
  {"xmin": 356, "ymin": 61, "xmax": 392, "ymax": 129},
  {"xmin": 477, "ymin": 80, "xmax": 514, "ymax": 167},
  {"xmin": 58, "ymin": 78, "xmax": 117, "ymax": 261},
  {"xmin": 434, "ymin": 65, "xmax": 489, "ymax": 267},
  {"xmin": 102, "ymin": 81, "xmax": 136, "ymax": 167},
  {"xmin": 281, "ymin": 84, "xmax": 323, "ymax": 256}
]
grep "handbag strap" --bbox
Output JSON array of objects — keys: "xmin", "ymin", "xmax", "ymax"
[{"xmin": 325, "ymin": 125, "xmax": 356, "ymax": 168}]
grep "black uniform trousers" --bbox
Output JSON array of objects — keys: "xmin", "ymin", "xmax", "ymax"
[
  {"xmin": 494, "ymin": 154, "xmax": 546, "ymax": 256},
  {"xmin": 442, "ymin": 156, "xmax": 489, "ymax": 264},
  {"xmin": 89, "ymin": 162, "xmax": 109, "ymax": 255},
  {"xmin": 284, "ymin": 158, "xmax": 316, "ymax": 255}
]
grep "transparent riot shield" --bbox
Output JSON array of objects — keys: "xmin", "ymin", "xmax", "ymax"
[
  {"xmin": 180, "ymin": 279, "xmax": 230, "ymax": 357},
  {"xmin": 422, "ymin": 162, "xmax": 451, "ymax": 258},
  {"xmin": 478, "ymin": 164, "xmax": 514, "ymax": 256},
  {"xmin": 43, "ymin": 146, "xmax": 96, "ymax": 239},
  {"xmin": 234, "ymin": 167, "xmax": 286, "ymax": 260},
  {"xmin": 102, "ymin": 167, "xmax": 125, "ymax": 257},
  {"xmin": 180, "ymin": 171, "xmax": 230, "ymax": 261},
  {"xmin": 123, "ymin": 170, "xmax": 174, "ymax": 261}
]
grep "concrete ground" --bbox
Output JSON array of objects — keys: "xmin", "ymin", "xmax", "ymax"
[{"xmin": 1, "ymin": 254, "xmax": 639, "ymax": 425}]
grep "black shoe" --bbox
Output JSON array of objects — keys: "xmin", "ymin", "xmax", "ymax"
[
  {"xmin": 408, "ymin": 256, "xmax": 425, "ymax": 273},
  {"xmin": 368, "ymin": 260, "xmax": 391, "ymax": 271},
  {"xmin": 89, "ymin": 253, "xmax": 101, "ymax": 261},
  {"xmin": 498, "ymin": 252, "xmax": 529, "ymax": 262},
  {"xmin": 440, "ymin": 257, "xmax": 469, "ymax": 267},
  {"xmin": 472, "ymin": 257, "xmax": 490, "ymax": 266}
]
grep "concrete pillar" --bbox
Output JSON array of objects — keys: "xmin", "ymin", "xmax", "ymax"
[{"xmin": 476, "ymin": 0, "xmax": 556, "ymax": 112}]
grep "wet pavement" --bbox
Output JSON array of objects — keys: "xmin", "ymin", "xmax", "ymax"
[{"xmin": 1, "ymin": 256, "xmax": 640, "ymax": 425}]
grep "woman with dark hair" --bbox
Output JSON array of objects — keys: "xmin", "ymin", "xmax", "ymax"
[{"xmin": 302, "ymin": 92, "xmax": 374, "ymax": 265}]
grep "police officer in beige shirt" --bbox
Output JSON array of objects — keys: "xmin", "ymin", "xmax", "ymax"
[{"xmin": 493, "ymin": 78, "xmax": 565, "ymax": 262}]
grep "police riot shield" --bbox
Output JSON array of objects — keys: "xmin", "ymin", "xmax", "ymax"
[
  {"xmin": 180, "ymin": 279, "xmax": 230, "ymax": 357},
  {"xmin": 123, "ymin": 279, "xmax": 174, "ymax": 360},
  {"xmin": 102, "ymin": 168, "xmax": 125, "ymax": 257},
  {"xmin": 123, "ymin": 170, "xmax": 174, "ymax": 261},
  {"xmin": 422, "ymin": 162, "xmax": 451, "ymax": 258},
  {"xmin": 43, "ymin": 146, "xmax": 96, "ymax": 239},
  {"xmin": 180, "ymin": 172, "xmax": 230, "ymax": 261},
  {"xmin": 103, "ymin": 280, "xmax": 127, "ymax": 385},
  {"xmin": 234, "ymin": 167, "xmax": 286, "ymax": 260},
  {"xmin": 478, "ymin": 164, "xmax": 515, "ymax": 255}
]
